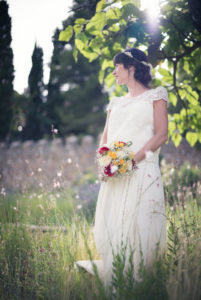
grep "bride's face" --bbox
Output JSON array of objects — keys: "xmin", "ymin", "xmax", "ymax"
[{"xmin": 113, "ymin": 63, "xmax": 134, "ymax": 85}]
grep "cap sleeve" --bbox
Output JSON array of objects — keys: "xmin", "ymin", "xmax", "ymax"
[
  {"xmin": 152, "ymin": 86, "xmax": 169, "ymax": 106},
  {"xmin": 106, "ymin": 97, "xmax": 116, "ymax": 112}
]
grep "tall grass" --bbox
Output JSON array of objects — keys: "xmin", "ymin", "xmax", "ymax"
[{"xmin": 0, "ymin": 160, "xmax": 201, "ymax": 299}]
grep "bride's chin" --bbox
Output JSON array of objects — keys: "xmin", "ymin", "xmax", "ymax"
[{"xmin": 116, "ymin": 80, "xmax": 124, "ymax": 85}]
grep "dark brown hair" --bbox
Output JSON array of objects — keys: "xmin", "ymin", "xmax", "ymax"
[{"xmin": 113, "ymin": 48, "xmax": 152, "ymax": 87}]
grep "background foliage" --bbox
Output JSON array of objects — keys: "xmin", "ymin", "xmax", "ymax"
[{"xmin": 59, "ymin": 0, "xmax": 201, "ymax": 148}]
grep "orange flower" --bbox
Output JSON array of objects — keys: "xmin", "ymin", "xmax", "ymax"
[
  {"xmin": 113, "ymin": 161, "xmax": 119, "ymax": 166},
  {"xmin": 119, "ymin": 158, "xmax": 125, "ymax": 165}
]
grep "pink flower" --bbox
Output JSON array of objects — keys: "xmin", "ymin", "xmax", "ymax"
[
  {"xmin": 104, "ymin": 164, "xmax": 115, "ymax": 177},
  {"xmin": 99, "ymin": 146, "xmax": 109, "ymax": 155},
  {"xmin": 118, "ymin": 141, "xmax": 127, "ymax": 145},
  {"xmin": 40, "ymin": 248, "xmax": 45, "ymax": 253},
  {"xmin": 132, "ymin": 159, "xmax": 136, "ymax": 168}
]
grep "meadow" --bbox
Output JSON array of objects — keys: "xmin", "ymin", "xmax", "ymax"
[{"xmin": 0, "ymin": 157, "xmax": 201, "ymax": 300}]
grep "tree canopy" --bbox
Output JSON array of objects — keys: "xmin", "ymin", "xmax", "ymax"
[
  {"xmin": 0, "ymin": 0, "xmax": 14, "ymax": 141},
  {"xmin": 46, "ymin": 0, "xmax": 108, "ymax": 139},
  {"xmin": 59, "ymin": 0, "xmax": 201, "ymax": 148}
]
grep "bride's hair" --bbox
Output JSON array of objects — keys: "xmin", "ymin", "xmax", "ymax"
[{"xmin": 113, "ymin": 48, "xmax": 152, "ymax": 87}]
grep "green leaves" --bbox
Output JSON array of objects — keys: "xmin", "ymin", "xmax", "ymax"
[
  {"xmin": 57, "ymin": 0, "xmax": 201, "ymax": 148},
  {"xmin": 106, "ymin": 7, "xmax": 121, "ymax": 19},
  {"xmin": 172, "ymin": 131, "xmax": 182, "ymax": 147},
  {"xmin": 59, "ymin": 26, "xmax": 73, "ymax": 42},
  {"xmin": 186, "ymin": 132, "xmax": 198, "ymax": 147},
  {"xmin": 169, "ymin": 92, "xmax": 177, "ymax": 107},
  {"xmin": 86, "ymin": 12, "xmax": 106, "ymax": 34}
]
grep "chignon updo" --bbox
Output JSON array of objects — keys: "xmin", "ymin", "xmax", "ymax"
[{"xmin": 113, "ymin": 48, "xmax": 152, "ymax": 87}]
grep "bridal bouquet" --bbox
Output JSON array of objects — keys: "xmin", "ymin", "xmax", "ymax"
[{"xmin": 96, "ymin": 141, "xmax": 138, "ymax": 181}]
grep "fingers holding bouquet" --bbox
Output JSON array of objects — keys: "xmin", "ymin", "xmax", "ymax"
[{"xmin": 96, "ymin": 141, "xmax": 138, "ymax": 182}]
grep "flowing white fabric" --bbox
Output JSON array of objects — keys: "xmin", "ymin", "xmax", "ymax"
[{"xmin": 74, "ymin": 86, "xmax": 169, "ymax": 290}]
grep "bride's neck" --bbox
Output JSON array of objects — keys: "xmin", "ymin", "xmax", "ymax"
[{"xmin": 127, "ymin": 80, "xmax": 149, "ymax": 97}]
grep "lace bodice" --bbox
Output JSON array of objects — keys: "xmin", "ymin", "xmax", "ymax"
[{"xmin": 106, "ymin": 86, "xmax": 169, "ymax": 159}]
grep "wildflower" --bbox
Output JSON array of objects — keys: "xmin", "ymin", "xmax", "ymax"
[
  {"xmin": 57, "ymin": 171, "xmax": 62, "ymax": 177},
  {"xmin": 53, "ymin": 181, "xmax": 60, "ymax": 189},
  {"xmin": 40, "ymin": 248, "xmax": 45, "ymax": 253},
  {"xmin": 39, "ymin": 183, "xmax": 43, "ymax": 188},
  {"xmin": 67, "ymin": 158, "xmax": 72, "ymax": 163},
  {"xmin": 38, "ymin": 204, "xmax": 44, "ymax": 210},
  {"xmin": 53, "ymin": 128, "xmax": 58, "ymax": 134},
  {"xmin": 75, "ymin": 194, "xmax": 80, "ymax": 199},
  {"xmin": 77, "ymin": 204, "xmax": 82, "ymax": 209},
  {"xmin": 38, "ymin": 168, "xmax": 42, "ymax": 172},
  {"xmin": 0, "ymin": 187, "xmax": 6, "ymax": 197}
]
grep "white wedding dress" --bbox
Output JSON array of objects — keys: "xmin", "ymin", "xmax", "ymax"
[{"xmin": 74, "ymin": 86, "xmax": 169, "ymax": 290}]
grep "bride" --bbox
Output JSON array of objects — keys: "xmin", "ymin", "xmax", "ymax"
[{"xmin": 75, "ymin": 47, "xmax": 169, "ymax": 291}]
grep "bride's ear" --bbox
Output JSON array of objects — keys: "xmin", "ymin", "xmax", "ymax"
[{"xmin": 128, "ymin": 66, "xmax": 135, "ymax": 76}]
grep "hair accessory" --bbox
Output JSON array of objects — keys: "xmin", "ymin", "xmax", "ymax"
[
  {"xmin": 123, "ymin": 50, "xmax": 133, "ymax": 59},
  {"xmin": 123, "ymin": 50, "xmax": 153, "ymax": 77}
]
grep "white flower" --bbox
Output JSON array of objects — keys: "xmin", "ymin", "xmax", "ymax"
[
  {"xmin": 99, "ymin": 155, "xmax": 112, "ymax": 167},
  {"xmin": 67, "ymin": 158, "xmax": 72, "ymax": 164},
  {"xmin": 57, "ymin": 171, "xmax": 62, "ymax": 177},
  {"xmin": 53, "ymin": 181, "xmax": 60, "ymax": 188},
  {"xmin": 111, "ymin": 165, "xmax": 118, "ymax": 173},
  {"xmin": 116, "ymin": 151, "xmax": 126, "ymax": 158},
  {"xmin": 127, "ymin": 160, "xmax": 132, "ymax": 171}
]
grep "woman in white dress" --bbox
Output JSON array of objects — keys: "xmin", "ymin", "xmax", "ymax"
[{"xmin": 75, "ymin": 48, "xmax": 169, "ymax": 291}]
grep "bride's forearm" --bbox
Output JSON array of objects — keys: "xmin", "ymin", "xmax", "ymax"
[
  {"xmin": 99, "ymin": 131, "xmax": 107, "ymax": 148},
  {"xmin": 135, "ymin": 134, "xmax": 168, "ymax": 163}
]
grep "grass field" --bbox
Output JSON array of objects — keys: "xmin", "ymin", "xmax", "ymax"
[{"xmin": 0, "ymin": 160, "xmax": 201, "ymax": 300}]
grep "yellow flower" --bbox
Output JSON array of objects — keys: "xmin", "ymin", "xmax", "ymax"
[
  {"xmin": 119, "ymin": 168, "xmax": 126, "ymax": 173},
  {"xmin": 130, "ymin": 152, "xmax": 135, "ymax": 159},
  {"xmin": 113, "ymin": 161, "xmax": 119, "ymax": 166},
  {"xmin": 108, "ymin": 151, "xmax": 117, "ymax": 159},
  {"xmin": 114, "ymin": 141, "xmax": 119, "ymax": 147},
  {"xmin": 119, "ymin": 142, "xmax": 124, "ymax": 148}
]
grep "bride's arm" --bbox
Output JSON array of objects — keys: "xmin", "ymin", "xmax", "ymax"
[
  {"xmin": 134, "ymin": 99, "xmax": 168, "ymax": 164},
  {"xmin": 99, "ymin": 109, "xmax": 111, "ymax": 147}
]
